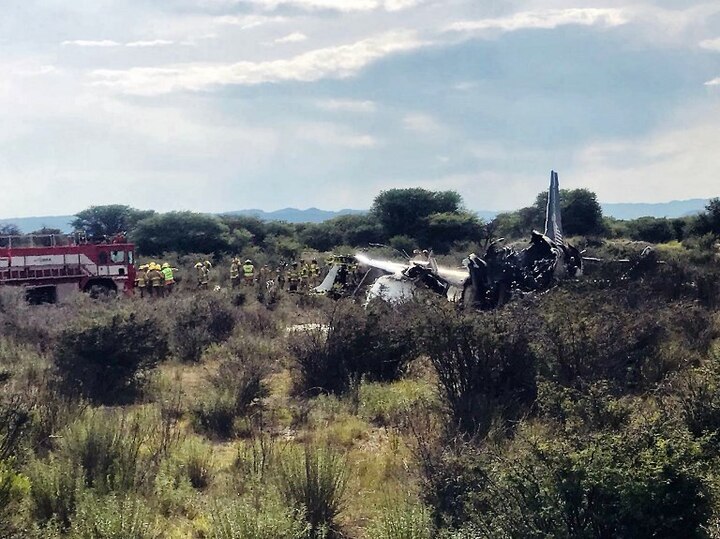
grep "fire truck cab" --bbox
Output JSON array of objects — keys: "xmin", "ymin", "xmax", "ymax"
[{"xmin": 0, "ymin": 234, "xmax": 136, "ymax": 303}]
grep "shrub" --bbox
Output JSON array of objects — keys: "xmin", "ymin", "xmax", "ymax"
[
  {"xmin": 0, "ymin": 459, "xmax": 30, "ymax": 536},
  {"xmin": 210, "ymin": 495, "xmax": 309, "ymax": 539},
  {"xmin": 534, "ymin": 290, "xmax": 711, "ymax": 392},
  {"xmin": 368, "ymin": 499, "xmax": 432, "ymax": 539},
  {"xmin": 0, "ymin": 394, "xmax": 32, "ymax": 460},
  {"xmin": 671, "ymin": 355, "xmax": 720, "ymax": 444},
  {"xmin": 57, "ymin": 408, "xmax": 159, "ymax": 494},
  {"xmin": 277, "ymin": 443, "xmax": 349, "ymax": 538},
  {"xmin": 69, "ymin": 493, "xmax": 160, "ymax": 539},
  {"xmin": 237, "ymin": 305, "xmax": 279, "ymax": 336},
  {"xmin": 209, "ymin": 338, "xmax": 273, "ymax": 416},
  {"xmin": 233, "ymin": 431, "xmax": 282, "ymax": 492},
  {"xmin": 26, "ymin": 455, "xmax": 83, "ymax": 528},
  {"xmin": 192, "ymin": 338, "xmax": 272, "ymax": 439},
  {"xmin": 288, "ymin": 301, "xmax": 418, "ymax": 395},
  {"xmin": 416, "ymin": 302, "xmax": 537, "ymax": 437},
  {"xmin": 424, "ymin": 418, "xmax": 713, "ymax": 538},
  {"xmin": 179, "ymin": 437, "xmax": 215, "ymax": 490},
  {"xmin": 192, "ymin": 390, "xmax": 237, "ymax": 440},
  {"xmin": 359, "ymin": 380, "xmax": 438, "ymax": 428},
  {"xmin": 536, "ymin": 380, "xmax": 632, "ymax": 434},
  {"xmin": 171, "ymin": 295, "xmax": 236, "ymax": 362},
  {"xmin": 54, "ymin": 313, "xmax": 168, "ymax": 404},
  {"xmin": 29, "ymin": 390, "xmax": 82, "ymax": 454}
]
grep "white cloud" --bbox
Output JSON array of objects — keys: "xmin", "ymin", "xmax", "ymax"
[
  {"xmin": 316, "ymin": 99, "xmax": 376, "ymax": 112},
  {"xmin": 242, "ymin": 0, "xmax": 423, "ymax": 12},
  {"xmin": 452, "ymin": 81, "xmax": 478, "ymax": 91},
  {"xmin": 213, "ymin": 14, "xmax": 285, "ymax": 29},
  {"xmin": 62, "ymin": 39, "xmax": 176, "ymax": 48},
  {"xmin": 126, "ymin": 40, "xmax": 175, "ymax": 48},
  {"xmin": 61, "ymin": 40, "xmax": 121, "ymax": 47},
  {"xmin": 15, "ymin": 65, "xmax": 60, "ymax": 77},
  {"xmin": 705, "ymin": 77, "xmax": 720, "ymax": 86},
  {"xmin": 402, "ymin": 112, "xmax": 440, "ymax": 133},
  {"xmin": 274, "ymin": 32, "xmax": 308, "ymax": 44},
  {"xmin": 296, "ymin": 122, "xmax": 377, "ymax": 147},
  {"xmin": 91, "ymin": 31, "xmax": 426, "ymax": 95},
  {"xmin": 573, "ymin": 110, "xmax": 720, "ymax": 203},
  {"xmin": 446, "ymin": 8, "xmax": 628, "ymax": 34},
  {"xmin": 700, "ymin": 37, "xmax": 720, "ymax": 51}
]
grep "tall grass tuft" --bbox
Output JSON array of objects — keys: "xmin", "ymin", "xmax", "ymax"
[
  {"xmin": 69, "ymin": 493, "xmax": 160, "ymax": 539},
  {"xmin": 26, "ymin": 455, "xmax": 83, "ymax": 528},
  {"xmin": 57, "ymin": 408, "xmax": 160, "ymax": 494},
  {"xmin": 209, "ymin": 495, "xmax": 309, "ymax": 539},
  {"xmin": 180, "ymin": 437, "xmax": 214, "ymax": 490},
  {"xmin": 277, "ymin": 443, "xmax": 349, "ymax": 538},
  {"xmin": 369, "ymin": 499, "xmax": 432, "ymax": 539}
]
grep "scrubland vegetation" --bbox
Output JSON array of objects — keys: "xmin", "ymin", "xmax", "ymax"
[
  {"xmin": 1, "ymin": 231, "xmax": 720, "ymax": 538},
  {"xmin": 2, "ymin": 191, "xmax": 720, "ymax": 538}
]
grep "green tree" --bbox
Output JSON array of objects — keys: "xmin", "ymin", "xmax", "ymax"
[
  {"xmin": 535, "ymin": 188, "xmax": 604, "ymax": 236},
  {"xmin": 424, "ymin": 212, "xmax": 485, "ymax": 253},
  {"xmin": 132, "ymin": 212, "xmax": 230, "ymax": 255},
  {"xmin": 0, "ymin": 224, "xmax": 21, "ymax": 236},
  {"xmin": 72, "ymin": 205, "xmax": 154, "ymax": 238},
  {"xmin": 299, "ymin": 222, "xmax": 343, "ymax": 252},
  {"xmin": 301, "ymin": 214, "xmax": 383, "ymax": 249},
  {"xmin": 493, "ymin": 206, "xmax": 543, "ymax": 239},
  {"xmin": 694, "ymin": 198, "xmax": 720, "ymax": 236},
  {"xmin": 220, "ymin": 215, "xmax": 268, "ymax": 245},
  {"xmin": 624, "ymin": 217, "xmax": 675, "ymax": 243},
  {"xmin": 371, "ymin": 189, "xmax": 462, "ymax": 239}
]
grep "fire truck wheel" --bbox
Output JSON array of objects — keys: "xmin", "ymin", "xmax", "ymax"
[{"xmin": 86, "ymin": 282, "xmax": 117, "ymax": 299}]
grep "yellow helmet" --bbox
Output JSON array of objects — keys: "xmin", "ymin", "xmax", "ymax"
[
  {"xmin": 139, "ymin": 264, "xmax": 149, "ymax": 270},
  {"xmin": 204, "ymin": 261, "xmax": 212, "ymax": 268},
  {"xmin": 195, "ymin": 262, "xmax": 203, "ymax": 268},
  {"xmin": 162, "ymin": 263, "xmax": 170, "ymax": 269}
]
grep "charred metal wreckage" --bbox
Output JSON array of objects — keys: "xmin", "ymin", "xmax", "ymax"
[{"xmin": 314, "ymin": 171, "xmax": 583, "ymax": 308}]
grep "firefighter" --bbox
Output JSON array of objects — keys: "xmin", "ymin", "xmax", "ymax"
[
  {"xmin": 298, "ymin": 259, "xmax": 309, "ymax": 291},
  {"xmin": 135, "ymin": 264, "xmax": 149, "ymax": 299},
  {"xmin": 161, "ymin": 263, "xmax": 177, "ymax": 294},
  {"xmin": 309, "ymin": 258, "xmax": 320, "ymax": 287},
  {"xmin": 230, "ymin": 258, "xmax": 241, "ymax": 289},
  {"xmin": 195, "ymin": 262, "xmax": 209, "ymax": 290},
  {"xmin": 287, "ymin": 262, "xmax": 300, "ymax": 293},
  {"xmin": 242, "ymin": 259, "xmax": 255, "ymax": 286},
  {"xmin": 259, "ymin": 264, "xmax": 270, "ymax": 289},
  {"xmin": 275, "ymin": 264, "xmax": 286, "ymax": 291},
  {"xmin": 147, "ymin": 263, "xmax": 165, "ymax": 297}
]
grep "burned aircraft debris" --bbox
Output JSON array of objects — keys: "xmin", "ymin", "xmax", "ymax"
[{"xmin": 314, "ymin": 170, "xmax": 584, "ymax": 309}]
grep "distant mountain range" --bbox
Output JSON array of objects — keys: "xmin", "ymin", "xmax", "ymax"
[
  {"xmin": 0, "ymin": 199, "xmax": 711, "ymax": 234},
  {"xmin": 600, "ymin": 199, "xmax": 709, "ymax": 220},
  {"xmin": 222, "ymin": 208, "xmax": 366, "ymax": 223}
]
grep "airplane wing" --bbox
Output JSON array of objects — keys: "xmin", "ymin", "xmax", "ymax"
[
  {"xmin": 354, "ymin": 253, "xmax": 408, "ymax": 275},
  {"xmin": 436, "ymin": 266, "xmax": 469, "ymax": 287},
  {"xmin": 313, "ymin": 264, "xmax": 341, "ymax": 293}
]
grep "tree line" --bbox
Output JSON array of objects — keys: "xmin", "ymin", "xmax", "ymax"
[{"xmin": 4, "ymin": 188, "xmax": 718, "ymax": 257}]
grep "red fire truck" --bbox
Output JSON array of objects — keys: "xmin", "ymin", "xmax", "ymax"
[{"xmin": 0, "ymin": 234, "xmax": 136, "ymax": 303}]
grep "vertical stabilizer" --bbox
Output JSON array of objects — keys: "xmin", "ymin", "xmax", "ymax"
[{"xmin": 544, "ymin": 170, "xmax": 563, "ymax": 244}]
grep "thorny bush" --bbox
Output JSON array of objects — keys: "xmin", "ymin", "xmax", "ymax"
[
  {"xmin": 53, "ymin": 313, "xmax": 168, "ymax": 404},
  {"xmin": 170, "ymin": 293, "xmax": 236, "ymax": 362},
  {"xmin": 417, "ymin": 301, "xmax": 537, "ymax": 438},
  {"xmin": 288, "ymin": 300, "xmax": 418, "ymax": 396}
]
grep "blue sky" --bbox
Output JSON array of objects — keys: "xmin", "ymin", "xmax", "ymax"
[{"xmin": 1, "ymin": 0, "xmax": 719, "ymax": 217}]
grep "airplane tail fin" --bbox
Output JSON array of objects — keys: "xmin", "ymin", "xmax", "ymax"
[{"xmin": 544, "ymin": 170, "xmax": 564, "ymax": 245}]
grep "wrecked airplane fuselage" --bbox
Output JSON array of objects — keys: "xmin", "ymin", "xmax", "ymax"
[{"xmin": 463, "ymin": 231, "xmax": 583, "ymax": 309}]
